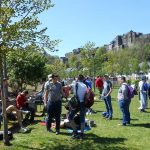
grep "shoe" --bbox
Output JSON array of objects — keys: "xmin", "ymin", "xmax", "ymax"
[
  {"xmin": 79, "ymin": 133, "xmax": 84, "ymax": 140},
  {"xmin": 118, "ymin": 123, "xmax": 126, "ymax": 126},
  {"xmin": 106, "ymin": 117, "xmax": 112, "ymax": 120},
  {"xmin": 71, "ymin": 131, "xmax": 79, "ymax": 139},
  {"xmin": 56, "ymin": 131, "xmax": 60, "ymax": 135},
  {"xmin": 19, "ymin": 127, "xmax": 28, "ymax": 133},
  {"xmin": 140, "ymin": 109, "xmax": 146, "ymax": 112}
]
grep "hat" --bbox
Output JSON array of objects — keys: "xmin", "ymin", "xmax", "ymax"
[
  {"xmin": 141, "ymin": 76, "xmax": 146, "ymax": 80},
  {"xmin": 48, "ymin": 74, "xmax": 57, "ymax": 80},
  {"xmin": 48, "ymin": 74, "xmax": 52, "ymax": 80}
]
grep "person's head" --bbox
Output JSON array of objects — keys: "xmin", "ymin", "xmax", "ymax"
[
  {"xmin": 3, "ymin": 78, "xmax": 8, "ymax": 86},
  {"xmin": 103, "ymin": 74, "xmax": 109, "ymax": 81},
  {"xmin": 22, "ymin": 90, "xmax": 29, "ymax": 96},
  {"xmin": 77, "ymin": 74, "xmax": 85, "ymax": 82},
  {"xmin": 119, "ymin": 76, "xmax": 126, "ymax": 84},
  {"xmin": 48, "ymin": 74, "xmax": 52, "ymax": 81},
  {"xmin": 141, "ymin": 75, "xmax": 146, "ymax": 81},
  {"xmin": 50, "ymin": 74, "xmax": 58, "ymax": 83}
]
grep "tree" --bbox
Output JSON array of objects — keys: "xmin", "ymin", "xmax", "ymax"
[
  {"xmin": 7, "ymin": 47, "xmax": 47, "ymax": 91},
  {"xmin": 80, "ymin": 41, "xmax": 96, "ymax": 76},
  {"xmin": 0, "ymin": 1, "xmax": 59, "ymax": 144},
  {"xmin": 0, "ymin": 0, "xmax": 59, "ymax": 52}
]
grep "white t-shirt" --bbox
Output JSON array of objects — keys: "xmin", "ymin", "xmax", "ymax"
[
  {"xmin": 138, "ymin": 81, "xmax": 143, "ymax": 91},
  {"xmin": 71, "ymin": 81, "xmax": 87, "ymax": 102}
]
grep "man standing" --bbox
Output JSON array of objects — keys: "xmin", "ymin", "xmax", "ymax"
[
  {"xmin": 101, "ymin": 75, "xmax": 113, "ymax": 120},
  {"xmin": 68, "ymin": 74, "xmax": 87, "ymax": 139},
  {"xmin": 138, "ymin": 76, "xmax": 147, "ymax": 112},
  {"xmin": 44, "ymin": 74, "xmax": 64, "ymax": 135}
]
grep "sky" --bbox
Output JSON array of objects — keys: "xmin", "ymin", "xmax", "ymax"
[{"xmin": 39, "ymin": 0, "xmax": 150, "ymax": 57}]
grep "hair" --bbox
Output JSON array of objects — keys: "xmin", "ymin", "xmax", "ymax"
[
  {"xmin": 121, "ymin": 76, "xmax": 126, "ymax": 82},
  {"xmin": 78, "ymin": 74, "xmax": 85, "ymax": 81},
  {"xmin": 22, "ymin": 90, "xmax": 28, "ymax": 95},
  {"xmin": 104, "ymin": 74, "xmax": 109, "ymax": 78}
]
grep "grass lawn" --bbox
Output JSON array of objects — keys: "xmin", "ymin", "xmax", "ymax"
[{"xmin": 0, "ymin": 88, "xmax": 150, "ymax": 150}]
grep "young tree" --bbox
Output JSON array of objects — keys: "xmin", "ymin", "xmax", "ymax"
[{"xmin": 0, "ymin": 0, "xmax": 59, "ymax": 144}]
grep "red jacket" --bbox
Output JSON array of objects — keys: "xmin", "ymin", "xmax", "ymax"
[
  {"xmin": 95, "ymin": 77, "xmax": 103, "ymax": 89},
  {"xmin": 16, "ymin": 94, "xmax": 27, "ymax": 109}
]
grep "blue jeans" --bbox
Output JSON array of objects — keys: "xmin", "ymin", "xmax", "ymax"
[
  {"xmin": 104, "ymin": 95, "xmax": 113, "ymax": 118},
  {"xmin": 47, "ymin": 100, "xmax": 62, "ymax": 131},
  {"xmin": 118, "ymin": 99, "xmax": 130, "ymax": 125},
  {"xmin": 68, "ymin": 102, "xmax": 85, "ymax": 124},
  {"xmin": 140, "ymin": 92, "xmax": 147, "ymax": 110}
]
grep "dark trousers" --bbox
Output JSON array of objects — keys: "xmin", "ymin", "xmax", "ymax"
[
  {"xmin": 22, "ymin": 104, "xmax": 35, "ymax": 122},
  {"xmin": 68, "ymin": 102, "xmax": 85, "ymax": 124},
  {"xmin": 46, "ymin": 100, "xmax": 62, "ymax": 131}
]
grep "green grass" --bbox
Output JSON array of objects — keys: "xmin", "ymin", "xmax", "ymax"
[{"xmin": 0, "ymin": 88, "xmax": 150, "ymax": 150}]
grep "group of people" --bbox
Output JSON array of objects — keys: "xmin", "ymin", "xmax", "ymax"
[
  {"xmin": 44, "ymin": 74, "xmax": 91, "ymax": 139},
  {"xmin": 98, "ymin": 75, "xmax": 149, "ymax": 126},
  {"xmin": 0, "ymin": 73, "xmax": 149, "ymax": 139}
]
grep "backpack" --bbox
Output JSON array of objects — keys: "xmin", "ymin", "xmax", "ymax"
[
  {"xmin": 128, "ymin": 86, "xmax": 135, "ymax": 99},
  {"xmin": 84, "ymin": 88, "xmax": 94, "ymax": 108}
]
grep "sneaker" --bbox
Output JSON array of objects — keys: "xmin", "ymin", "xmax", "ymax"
[
  {"xmin": 118, "ymin": 123, "xmax": 126, "ymax": 126},
  {"xmin": 106, "ymin": 117, "xmax": 112, "ymax": 120},
  {"xmin": 56, "ymin": 131, "xmax": 60, "ymax": 135},
  {"xmin": 140, "ymin": 109, "xmax": 146, "ymax": 112},
  {"xmin": 19, "ymin": 127, "xmax": 28, "ymax": 133}
]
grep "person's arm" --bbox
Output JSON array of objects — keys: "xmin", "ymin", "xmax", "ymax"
[
  {"xmin": 44, "ymin": 82, "xmax": 49, "ymax": 106},
  {"xmin": 44, "ymin": 90, "xmax": 48, "ymax": 106},
  {"xmin": 105, "ymin": 82, "xmax": 112, "ymax": 97}
]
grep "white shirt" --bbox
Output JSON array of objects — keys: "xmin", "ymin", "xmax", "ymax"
[
  {"xmin": 71, "ymin": 81, "xmax": 87, "ymax": 102},
  {"xmin": 138, "ymin": 81, "xmax": 143, "ymax": 91}
]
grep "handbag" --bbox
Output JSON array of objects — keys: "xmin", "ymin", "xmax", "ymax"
[{"xmin": 65, "ymin": 83, "xmax": 79, "ymax": 110}]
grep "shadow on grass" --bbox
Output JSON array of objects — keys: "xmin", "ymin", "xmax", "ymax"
[
  {"xmin": 131, "ymin": 123, "xmax": 150, "ymax": 128},
  {"xmin": 14, "ymin": 133, "xmax": 128, "ymax": 150},
  {"xmin": 113, "ymin": 118, "xmax": 139, "ymax": 121}
]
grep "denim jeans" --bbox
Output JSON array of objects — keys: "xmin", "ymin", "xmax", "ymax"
[
  {"xmin": 118, "ymin": 99, "xmax": 130, "ymax": 125},
  {"xmin": 46, "ymin": 100, "xmax": 62, "ymax": 131},
  {"xmin": 104, "ymin": 95, "xmax": 113, "ymax": 118},
  {"xmin": 140, "ymin": 92, "xmax": 147, "ymax": 110}
]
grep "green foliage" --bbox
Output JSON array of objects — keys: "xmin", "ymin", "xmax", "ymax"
[
  {"xmin": 44, "ymin": 59, "xmax": 67, "ymax": 79},
  {"xmin": 7, "ymin": 47, "xmax": 46, "ymax": 90},
  {"xmin": 0, "ymin": 0, "xmax": 59, "ymax": 56}
]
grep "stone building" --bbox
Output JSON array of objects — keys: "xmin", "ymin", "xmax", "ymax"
[{"xmin": 105, "ymin": 30, "xmax": 148, "ymax": 51}]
